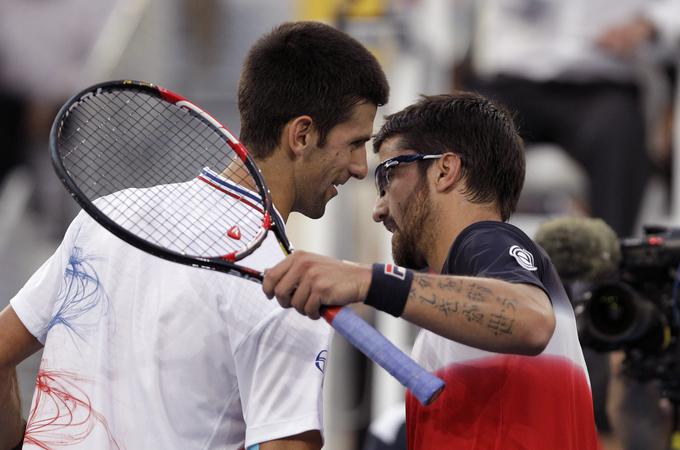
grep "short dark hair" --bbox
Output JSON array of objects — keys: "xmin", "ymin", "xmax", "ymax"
[
  {"xmin": 238, "ymin": 21, "xmax": 389, "ymax": 159},
  {"xmin": 373, "ymin": 93, "xmax": 525, "ymax": 221}
]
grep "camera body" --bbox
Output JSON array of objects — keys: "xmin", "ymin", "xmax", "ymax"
[{"xmin": 577, "ymin": 226, "xmax": 680, "ymax": 384}]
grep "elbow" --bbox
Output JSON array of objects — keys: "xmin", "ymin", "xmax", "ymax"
[{"xmin": 522, "ymin": 310, "xmax": 556, "ymax": 356}]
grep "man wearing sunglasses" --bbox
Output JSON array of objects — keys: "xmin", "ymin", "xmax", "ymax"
[{"xmin": 263, "ymin": 93, "xmax": 599, "ymax": 449}]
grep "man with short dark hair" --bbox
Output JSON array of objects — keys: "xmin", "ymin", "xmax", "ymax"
[
  {"xmin": 0, "ymin": 21, "xmax": 388, "ymax": 450},
  {"xmin": 263, "ymin": 93, "xmax": 599, "ymax": 450}
]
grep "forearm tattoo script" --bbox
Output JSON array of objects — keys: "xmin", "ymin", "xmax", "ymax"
[{"xmin": 409, "ymin": 275, "xmax": 517, "ymax": 336}]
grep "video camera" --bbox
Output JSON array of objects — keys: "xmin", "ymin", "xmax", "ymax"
[{"xmin": 576, "ymin": 225, "xmax": 680, "ymax": 387}]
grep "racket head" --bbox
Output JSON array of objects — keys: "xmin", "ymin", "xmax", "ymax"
[{"xmin": 50, "ymin": 80, "xmax": 276, "ymax": 280}]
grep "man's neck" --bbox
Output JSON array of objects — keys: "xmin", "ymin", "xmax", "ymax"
[
  {"xmin": 255, "ymin": 155, "xmax": 295, "ymax": 223},
  {"xmin": 427, "ymin": 201, "xmax": 501, "ymax": 273}
]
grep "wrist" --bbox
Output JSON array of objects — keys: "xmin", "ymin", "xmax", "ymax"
[{"xmin": 364, "ymin": 263, "xmax": 414, "ymax": 317}]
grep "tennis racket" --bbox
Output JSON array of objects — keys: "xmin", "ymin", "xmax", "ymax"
[{"xmin": 49, "ymin": 80, "xmax": 444, "ymax": 405}]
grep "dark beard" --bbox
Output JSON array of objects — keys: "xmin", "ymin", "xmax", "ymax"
[{"xmin": 391, "ymin": 181, "xmax": 432, "ymax": 270}]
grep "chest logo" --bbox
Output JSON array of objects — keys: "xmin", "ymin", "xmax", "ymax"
[
  {"xmin": 509, "ymin": 245, "xmax": 537, "ymax": 271},
  {"xmin": 315, "ymin": 350, "xmax": 328, "ymax": 373}
]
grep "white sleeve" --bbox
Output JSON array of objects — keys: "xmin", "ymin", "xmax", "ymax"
[
  {"xmin": 234, "ymin": 304, "xmax": 332, "ymax": 447},
  {"xmin": 9, "ymin": 213, "xmax": 86, "ymax": 344}
]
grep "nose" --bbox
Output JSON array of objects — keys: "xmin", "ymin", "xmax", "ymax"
[
  {"xmin": 372, "ymin": 194, "xmax": 388, "ymax": 223},
  {"xmin": 349, "ymin": 147, "xmax": 368, "ymax": 180}
]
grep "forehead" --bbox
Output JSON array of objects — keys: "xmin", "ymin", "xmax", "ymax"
[
  {"xmin": 330, "ymin": 101, "xmax": 377, "ymax": 137},
  {"xmin": 376, "ymin": 136, "xmax": 415, "ymax": 162}
]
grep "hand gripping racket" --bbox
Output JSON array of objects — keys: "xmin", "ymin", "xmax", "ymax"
[{"xmin": 49, "ymin": 80, "xmax": 444, "ymax": 405}]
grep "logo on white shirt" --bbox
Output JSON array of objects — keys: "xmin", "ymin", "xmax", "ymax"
[
  {"xmin": 509, "ymin": 245, "xmax": 537, "ymax": 271},
  {"xmin": 315, "ymin": 350, "xmax": 328, "ymax": 373}
]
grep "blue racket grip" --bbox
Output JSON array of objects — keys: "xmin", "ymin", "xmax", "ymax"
[{"xmin": 321, "ymin": 305, "xmax": 445, "ymax": 405}]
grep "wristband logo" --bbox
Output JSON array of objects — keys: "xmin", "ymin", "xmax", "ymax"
[
  {"xmin": 385, "ymin": 263, "xmax": 407, "ymax": 280},
  {"xmin": 509, "ymin": 245, "xmax": 537, "ymax": 271}
]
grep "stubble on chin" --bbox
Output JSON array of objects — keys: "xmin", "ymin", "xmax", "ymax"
[
  {"xmin": 391, "ymin": 184, "xmax": 432, "ymax": 270},
  {"xmin": 391, "ymin": 234, "xmax": 425, "ymax": 269}
]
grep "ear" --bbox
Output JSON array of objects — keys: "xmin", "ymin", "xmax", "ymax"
[
  {"xmin": 285, "ymin": 115, "xmax": 315, "ymax": 158},
  {"xmin": 433, "ymin": 153, "xmax": 462, "ymax": 193}
]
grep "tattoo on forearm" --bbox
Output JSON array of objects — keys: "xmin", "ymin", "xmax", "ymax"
[
  {"xmin": 467, "ymin": 283, "xmax": 492, "ymax": 303},
  {"xmin": 496, "ymin": 297, "xmax": 518, "ymax": 311},
  {"xmin": 411, "ymin": 276, "xmax": 518, "ymax": 336},
  {"xmin": 408, "ymin": 285, "xmax": 417, "ymax": 301},
  {"xmin": 418, "ymin": 293, "xmax": 460, "ymax": 316},
  {"xmin": 438, "ymin": 278, "xmax": 463, "ymax": 293},
  {"xmin": 438, "ymin": 300, "xmax": 460, "ymax": 316},
  {"xmin": 462, "ymin": 304, "xmax": 484, "ymax": 324},
  {"xmin": 418, "ymin": 293, "xmax": 436, "ymax": 306},
  {"xmin": 416, "ymin": 276, "xmax": 432, "ymax": 289},
  {"xmin": 487, "ymin": 312, "xmax": 515, "ymax": 335}
]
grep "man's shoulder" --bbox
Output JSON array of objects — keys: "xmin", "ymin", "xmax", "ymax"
[
  {"xmin": 457, "ymin": 221, "xmax": 531, "ymax": 241},
  {"xmin": 445, "ymin": 220, "xmax": 547, "ymax": 277},
  {"xmin": 450, "ymin": 221, "xmax": 535, "ymax": 256}
]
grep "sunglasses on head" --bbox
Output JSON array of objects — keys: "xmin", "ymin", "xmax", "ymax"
[{"xmin": 374, "ymin": 153, "xmax": 444, "ymax": 196}]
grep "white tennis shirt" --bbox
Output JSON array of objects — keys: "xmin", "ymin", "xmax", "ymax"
[{"xmin": 11, "ymin": 168, "xmax": 331, "ymax": 449}]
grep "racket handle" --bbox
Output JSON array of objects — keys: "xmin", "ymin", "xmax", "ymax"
[{"xmin": 321, "ymin": 305, "xmax": 445, "ymax": 406}]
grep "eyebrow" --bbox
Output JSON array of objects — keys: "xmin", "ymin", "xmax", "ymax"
[{"xmin": 350, "ymin": 136, "xmax": 371, "ymax": 146}]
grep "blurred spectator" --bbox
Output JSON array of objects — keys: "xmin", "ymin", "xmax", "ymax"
[
  {"xmin": 461, "ymin": 0, "xmax": 680, "ymax": 238},
  {"xmin": 0, "ymin": 1, "xmax": 118, "ymax": 234},
  {"xmin": 456, "ymin": 2, "xmax": 680, "ymax": 450},
  {"xmin": 0, "ymin": 0, "xmax": 115, "ymax": 102}
]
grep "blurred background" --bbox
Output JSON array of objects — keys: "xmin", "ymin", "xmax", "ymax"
[{"xmin": 1, "ymin": 0, "xmax": 679, "ymax": 449}]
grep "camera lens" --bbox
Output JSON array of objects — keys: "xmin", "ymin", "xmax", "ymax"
[
  {"xmin": 588, "ymin": 284, "xmax": 636, "ymax": 336},
  {"xmin": 584, "ymin": 282, "xmax": 668, "ymax": 353}
]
